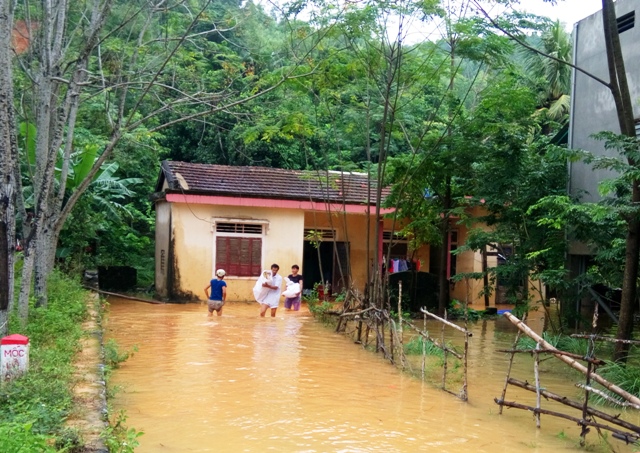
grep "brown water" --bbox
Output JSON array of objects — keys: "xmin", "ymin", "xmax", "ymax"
[{"xmin": 106, "ymin": 299, "xmax": 637, "ymax": 453}]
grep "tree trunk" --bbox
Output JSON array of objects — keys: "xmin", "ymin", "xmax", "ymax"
[
  {"xmin": 438, "ymin": 178, "xmax": 452, "ymax": 315},
  {"xmin": 18, "ymin": 245, "xmax": 35, "ymax": 323},
  {"xmin": 600, "ymin": 0, "xmax": 640, "ymax": 362},
  {"xmin": 0, "ymin": 0, "xmax": 17, "ymax": 337},
  {"xmin": 616, "ymin": 182, "xmax": 640, "ymax": 361},
  {"xmin": 33, "ymin": 218, "xmax": 58, "ymax": 308}
]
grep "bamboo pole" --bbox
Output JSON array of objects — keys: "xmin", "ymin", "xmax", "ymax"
[
  {"xmin": 497, "ymin": 348, "xmax": 606, "ymax": 366},
  {"xmin": 403, "ymin": 321, "xmax": 462, "ymax": 359},
  {"xmin": 421, "ymin": 308, "xmax": 472, "ymax": 335},
  {"xmin": 534, "ymin": 342, "xmax": 542, "ymax": 428},
  {"xmin": 421, "ymin": 311, "xmax": 426, "ymax": 380},
  {"xmin": 571, "ymin": 334, "xmax": 640, "ymax": 345},
  {"xmin": 442, "ymin": 309, "xmax": 448, "ymax": 391},
  {"xmin": 462, "ymin": 306, "xmax": 468, "ymax": 401},
  {"xmin": 581, "ymin": 359, "xmax": 593, "ymax": 446},
  {"xmin": 508, "ymin": 378, "xmax": 640, "ymax": 434},
  {"xmin": 340, "ymin": 306, "xmax": 377, "ymax": 317},
  {"xmin": 498, "ymin": 313, "xmax": 526, "ymax": 415},
  {"xmin": 398, "ymin": 281, "xmax": 404, "ymax": 370},
  {"xmin": 495, "ymin": 399, "xmax": 639, "ymax": 442},
  {"xmin": 581, "ymin": 308, "xmax": 597, "ymax": 447},
  {"xmin": 389, "ymin": 312, "xmax": 395, "ymax": 363},
  {"xmin": 503, "ymin": 312, "xmax": 640, "ymax": 406},
  {"xmin": 576, "ymin": 384, "xmax": 640, "ymax": 409},
  {"xmin": 90, "ymin": 288, "xmax": 164, "ymax": 304}
]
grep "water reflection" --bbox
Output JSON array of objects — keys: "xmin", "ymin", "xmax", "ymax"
[{"xmin": 106, "ymin": 299, "xmax": 637, "ymax": 453}]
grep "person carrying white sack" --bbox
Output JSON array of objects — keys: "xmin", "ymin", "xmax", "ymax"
[
  {"xmin": 254, "ymin": 263, "xmax": 283, "ymax": 317},
  {"xmin": 283, "ymin": 264, "xmax": 303, "ymax": 311}
]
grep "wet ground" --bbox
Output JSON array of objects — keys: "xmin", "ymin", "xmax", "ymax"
[{"xmin": 106, "ymin": 299, "xmax": 639, "ymax": 452}]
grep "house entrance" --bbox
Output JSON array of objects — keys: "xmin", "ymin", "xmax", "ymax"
[{"xmin": 302, "ymin": 241, "xmax": 349, "ymax": 296}]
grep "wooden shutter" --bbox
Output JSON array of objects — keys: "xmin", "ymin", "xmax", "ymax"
[
  {"xmin": 250, "ymin": 238, "xmax": 261, "ymax": 275},
  {"xmin": 216, "ymin": 237, "xmax": 229, "ymax": 271},
  {"xmin": 216, "ymin": 237, "xmax": 261, "ymax": 277}
]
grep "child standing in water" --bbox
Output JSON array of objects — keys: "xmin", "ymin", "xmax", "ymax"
[
  {"xmin": 284, "ymin": 264, "xmax": 303, "ymax": 311},
  {"xmin": 204, "ymin": 269, "xmax": 227, "ymax": 316}
]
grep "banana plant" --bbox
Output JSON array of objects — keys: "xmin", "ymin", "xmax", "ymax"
[{"xmin": 19, "ymin": 122, "xmax": 142, "ymax": 219}]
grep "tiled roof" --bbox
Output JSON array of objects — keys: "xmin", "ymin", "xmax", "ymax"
[{"xmin": 157, "ymin": 161, "xmax": 388, "ymax": 205}]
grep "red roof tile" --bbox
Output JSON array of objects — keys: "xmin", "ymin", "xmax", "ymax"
[{"xmin": 157, "ymin": 161, "xmax": 388, "ymax": 205}]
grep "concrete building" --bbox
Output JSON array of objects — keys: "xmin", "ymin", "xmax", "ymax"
[
  {"xmin": 569, "ymin": 0, "xmax": 639, "ymax": 268},
  {"xmin": 569, "ymin": 0, "xmax": 639, "ymax": 203}
]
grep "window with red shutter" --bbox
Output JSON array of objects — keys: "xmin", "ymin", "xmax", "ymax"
[{"xmin": 214, "ymin": 223, "xmax": 263, "ymax": 277}]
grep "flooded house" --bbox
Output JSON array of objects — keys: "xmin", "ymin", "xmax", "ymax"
[{"xmin": 152, "ymin": 161, "xmax": 497, "ymax": 305}]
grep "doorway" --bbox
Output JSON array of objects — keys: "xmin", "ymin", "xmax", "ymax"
[{"xmin": 302, "ymin": 241, "xmax": 350, "ymax": 295}]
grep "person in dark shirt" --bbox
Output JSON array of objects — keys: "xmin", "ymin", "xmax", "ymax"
[
  {"xmin": 284, "ymin": 264, "xmax": 303, "ymax": 311},
  {"xmin": 204, "ymin": 269, "xmax": 227, "ymax": 316}
]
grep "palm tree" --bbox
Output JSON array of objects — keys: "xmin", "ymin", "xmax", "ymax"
[{"xmin": 522, "ymin": 20, "xmax": 572, "ymax": 124}]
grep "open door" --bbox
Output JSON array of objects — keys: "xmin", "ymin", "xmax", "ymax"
[{"xmin": 303, "ymin": 241, "xmax": 350, "ymax": 295}]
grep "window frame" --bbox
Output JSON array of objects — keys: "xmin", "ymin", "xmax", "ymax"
[
  {"xmin": 212, "ymin": 219, "xmax": 268, "ymax": 279},
  {"xmin": 383, "ymin": 230, "xmax": 409, "ymax": 260}
]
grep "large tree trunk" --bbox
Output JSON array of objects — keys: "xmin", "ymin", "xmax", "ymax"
[
  {"xmin": 34, "ymin": 221, "xmax": 58, "ymax": 308},
  {"xmin": 600, "ymin": 0, "xmax": 640, "ymax": 362},
  {"xmin": 0, "ymin": 0, "xmax": 18, "ymax": 337}
]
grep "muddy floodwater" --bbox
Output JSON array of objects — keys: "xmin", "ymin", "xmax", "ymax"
[{"xmin": 106, "ymin": 299, "xmax": 639, "ymax": 452}]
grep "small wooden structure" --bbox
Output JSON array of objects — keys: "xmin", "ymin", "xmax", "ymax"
[
  {"xmin": 496, "ymin": 309, "xmax": 640, "ymax": 446},
  {"xmin": 335, "ymin": 281, "xmax": 471, "ymax": 401}
]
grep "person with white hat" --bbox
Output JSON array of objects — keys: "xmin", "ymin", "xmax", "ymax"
[{"xmin": 204, "ymin": 269, "xmax": 227, "ymax": 316}]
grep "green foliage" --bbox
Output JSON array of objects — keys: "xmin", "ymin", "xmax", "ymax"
[
  {"xmin": 447, "ymin": 300, "xmax": 483, "ymax": 321},
  {"xmin": 593, "ymin": 358, "xmax": 640, "ymax": 406},
  {"xmin": 0, "ymin": 422, "xmax": 57, "ymax": 453},
  {"xmin": 101, "ymin": 410, "xmax": 143, "ymax": 453},
  {"xmin": 104, "ymin": 339, "xmax": 137, "ymax": 371},
  {"xmin": 516, "ymin": 333, "xmax": 594, "ymax": 357},
  {"xmin": 404, "ymin": 336, "xmax": 445, "ymax": 357},
  {"xmin": 307, "ymin": 299, "xmax": 333, "ymax": 316},
  {"xmin": 0, "ymin": 271, "xmax": 87, "ymax": 443}
]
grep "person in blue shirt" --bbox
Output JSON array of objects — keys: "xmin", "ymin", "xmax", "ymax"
[{"xmin": 204, "ymin": 269, "xmax": 227, "ymax": 316}]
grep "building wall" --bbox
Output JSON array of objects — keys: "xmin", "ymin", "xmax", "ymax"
[
  {"xmin": 449, "ymin": 209, "xmax": 498, "ymax": 306},
  {"xmin": 570, "ymin": 0, "xmax": 640, "ymax": 203},
  {"xmin": 154, "ymin": 201, "xmax": 171, "ymax": 298},
  {"xmin": 160, "ymin": 200, "xmax": 495, "ymax": 305},
  {"xmin": 168, "ymin": 203, "xmax": 304, "ymax": 301}
]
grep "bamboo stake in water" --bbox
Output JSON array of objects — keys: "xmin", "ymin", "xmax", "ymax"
[
  {"xmin": 462, "ymin": 305, "xmax": 469, "ymax": 401},
  {"xmin": 504, "ymin": 312, "xmax": 640, "ymax": 406},
  {"xmin": 534, "ymin": 341, "xmax": 542, "ymax": 428},
  {"xmin": 499, "ymin": 313, "xmax": 526, "ymax": 415},
  {"xmin": 421, "ymin": 311, "xmax": 426, "ymax": 380},
  {"xmin": 397, "ymin": 281, "xmax": 405, "ymax": 370},
  {"xmin": 442, "ymin": 309, "xmax": 447, "ymax": 392}
]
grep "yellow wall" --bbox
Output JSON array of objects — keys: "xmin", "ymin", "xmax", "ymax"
[
  {"xmin": 449, "ymin": 207, "xmax": 498, "ymax": 306},
  {"xmin": 170, "ymin": 203, "xmax": 304, "ymax": 301},
  {"xmin": 165, "ymin": 201, "xmax": 494, "ymax": 306}
]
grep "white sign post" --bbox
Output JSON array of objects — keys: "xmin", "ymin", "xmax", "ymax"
[{"xmin": 1, "ymin": 334, "xmax": 30, "ymax": 381}]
